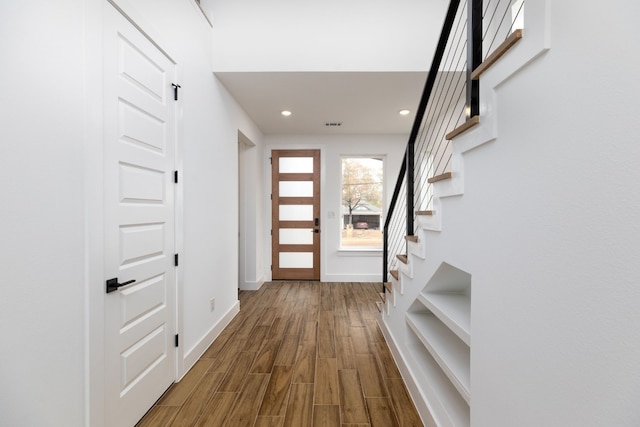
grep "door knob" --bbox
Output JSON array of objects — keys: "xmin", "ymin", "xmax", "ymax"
[{"xmin": 106, "ymin": 277, "xmax": 136, "ymax": 294}]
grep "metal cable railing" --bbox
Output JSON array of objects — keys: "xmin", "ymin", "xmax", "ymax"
[
  {"xmin": 383, "ymin": 156, "xmax": 407, "ymax": 281},
  {"xmin": 415, "ymin": 0, "xmax": 469, "ymax": 214},
  {"xmin": 383, "ymin": 0, "xmax": 525, "ymax": 284},
  {"xmin": 385, "ymin": 173, "xmax": 407, "ymax": 278},
  {"xmin": 483, "ymin": 0, "xmax": 524, "ymax": 58}
]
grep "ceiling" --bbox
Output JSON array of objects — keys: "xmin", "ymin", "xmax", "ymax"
[{"xmin": 215, "ymin": 71, "xmax": 428, "ymax": 135}]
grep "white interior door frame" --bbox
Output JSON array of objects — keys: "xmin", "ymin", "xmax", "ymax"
[{"xmin": 238, "ymin": 131, "xmax": 259, "ymax": 290}]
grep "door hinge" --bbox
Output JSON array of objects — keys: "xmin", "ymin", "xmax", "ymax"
[
  {"xmin": 174, "ymin": 170, "xmax": 179, "ymax": 183},
  {"xmin": 174, "ymin": 253, "xmax": 179, "ymax": 266},
  {"xmin": 174, "ymin": 334, "xmax": 179, "ymax": 347},
  {"xmin": 270, "ymin": 194, "xmax": 272, "ymax": 200},
  {"xmin": 269, "ymin": 157, "xmax": 272, "ymax": 165},
  {"xmin": 270, "ymin": 265, "xmax": 272, "ymax": 271},
  {"xmin": 171, "ymin": 83, "xmax": 181, "ymax": 101}
]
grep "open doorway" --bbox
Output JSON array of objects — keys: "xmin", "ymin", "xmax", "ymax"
[{"xmin": 238, "ymin": 131, "xmax": 263, "ymax": 290}]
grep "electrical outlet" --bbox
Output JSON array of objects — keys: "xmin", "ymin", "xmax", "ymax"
[{"xmin": 210, "ymin": 298, "xmax": 215, "ymax": 311}]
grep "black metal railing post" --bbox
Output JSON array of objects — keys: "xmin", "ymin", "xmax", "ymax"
[
  {"xmin": 406, "ymin": 142, "xmax": 414, "ymax": 240},
  {"xmin": 383, "ymin": 229, "xmax": 388, "ymax": 287},
  {"xmin": 467, "ymin": 0, "xmax": 483, "ymax": 118}
]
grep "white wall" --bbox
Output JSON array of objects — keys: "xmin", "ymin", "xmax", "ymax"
[
  {"xmin": 469, "ymin": 2, "xmax": 640, "ymax": 425},
  {"xmin": 382, "ymin": 1, "xmax": 640, "ymax": 425},
  {"xmin": 204, "ymin": 0, "xmax": 449, "ymax": 72},
  {"xmin": 0, "ymin": 1, "xmax": 87, "ymax": 425},
  {"xmin": 0, "ymin": 1, "xmax": 265, "ymax": 425},
  {"xmin": 265, "ymin": 134, "xmax": 406, "ymax": 282}
]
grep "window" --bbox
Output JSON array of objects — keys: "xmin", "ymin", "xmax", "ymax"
[{"xmin": 341, "ymin": 157, "xmax": 384, "ymax": 249}]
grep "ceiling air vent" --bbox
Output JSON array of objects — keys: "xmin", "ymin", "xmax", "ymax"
[{"xmin": 325, "ymin": 122, "xmax": 342, "ymax": 127}]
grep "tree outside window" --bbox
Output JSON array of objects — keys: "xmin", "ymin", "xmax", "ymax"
[{"xmin": 341, "ymin": 157, "xmax": 384, "ymax": 249}]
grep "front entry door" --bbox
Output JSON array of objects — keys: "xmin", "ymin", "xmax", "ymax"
[
  {"xmin": 103, "ymin": 5, "xmax": 177, "ymax": 426},
  {"xmin": 271, "ymin": 150, "xmax": 321, "ymax": 280}
]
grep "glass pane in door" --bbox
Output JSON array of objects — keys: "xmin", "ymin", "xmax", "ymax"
[
  {"xmin": 279, "ymin": 252, "xmax": 314, "ymax": 269},
  {"xmin": 279, "ymin": 181, "xmax": 313, "ymax": 197},
  {"xmin": 279, "ymin": 228, "xmax": 314, "ymax": 245},
  {"xmin": 279, "ymin": 157, "xmax": 313, "ymax": 173},
  {"xmin": 279, "ymin": 205, "xmax": 313, "ymax": 221}
]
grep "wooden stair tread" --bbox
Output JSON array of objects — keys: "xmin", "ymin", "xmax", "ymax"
[
  {"xmin": 445, "ymin": 116, "xmax": 480, "ymax": 140},
  {"xmin": 396, "ymin": 254, "xmax": 409, "ymax": 264},
  {"xmin": 427, "ymin": 172, "xmax": 452, "ymax": 184},
  {"xmin": 416, "ymin": 210, "xmax": 434, "ymax": 216},
  {"xmin": 376, "ymin": 301, "xmax": 383, "ymax": 312},
  {"xmin": 405, "ymin": 235, "xmax": 419, "ymax": 243},
  {"xmin": 390, "ymin": 269, "xmax": 399, "ymax": 280},
  {"xmin": 384, "ymin": 282, "xmax": 393, "ymax": 293},
  {"xmin": 471, "ymin": 29, "xmax": 523, "ymax": 80}
]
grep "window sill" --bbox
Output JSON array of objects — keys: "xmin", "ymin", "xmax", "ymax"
[{"xmin": 337, "ymin": 248, "xmax": 383, "ymax": 257}]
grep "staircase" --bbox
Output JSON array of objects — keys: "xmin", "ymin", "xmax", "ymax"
[{"xmin": 378, "ymin": 0, "xmax": 551, "ymax": 425}]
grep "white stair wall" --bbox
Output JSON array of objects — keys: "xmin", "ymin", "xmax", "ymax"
[{"xmin": 378, "ymin": 2, "xmax": 551, "ymax": 426}]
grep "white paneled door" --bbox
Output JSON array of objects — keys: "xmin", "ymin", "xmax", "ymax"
[
  {"xmin": 104, "ymin": 5, "xmax": 177, "ymax": 426},
  {"xmin": 271, "ymin": 150, "xmax": 321, "ymax": 280}
]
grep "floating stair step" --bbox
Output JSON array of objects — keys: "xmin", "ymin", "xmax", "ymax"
[
  {"xmin": 405, "ymin": 235, "xmax": 419, "ymax": 243},
  {"xmin": 376, "ymin": 301, "xmax": 383, "ymax": 312},
  {"xmin": 379, "ymin": 292, "xmax": 386, "ymax": 302},
  {"xmin": 428, "ymin": 172, "xmax": 453, "ymax": 184},
  {"xmin": 384, "ymin": 281, "xmax": 393, "ymax": 293},
  {"xmin": 397, "ymin": 254, "xmax": 409, "ymax": 265},
  {"xmin": 416, "ymin": 210, "xmax": 434, "ymax": 216},
  {"xmin": 446, "ymin": 116, "xmax": 480, "ymax": 140},
  {"xmin": 471, "ymin": 29, "xmax": 523, "ymax": 80},
  {"xmin": 390, "ymin": 269, "xmax": 399, "ymax": 281}
]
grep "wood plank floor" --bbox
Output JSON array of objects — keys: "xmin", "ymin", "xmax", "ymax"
[{"xmin": 137, "ymin": 282, "xmax": 423, "ymax": 427}]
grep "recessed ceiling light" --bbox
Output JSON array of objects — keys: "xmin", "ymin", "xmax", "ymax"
[
  {"xmin": 399, "ymin": 109, "xmax": 411, "ymax": 116},
  {"xmin": 281, "ymin": 110, "xmax": 292, "ymax": 117}
]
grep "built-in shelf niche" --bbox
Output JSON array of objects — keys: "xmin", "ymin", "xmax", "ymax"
[{"xmin": 406, "ymin": 262, "xmax": 471, "ymax": 426}]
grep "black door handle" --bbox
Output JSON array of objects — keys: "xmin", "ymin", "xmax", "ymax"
[{"xmin": 106, "ymin": 277, "xmax": 136, "ymax": 294}]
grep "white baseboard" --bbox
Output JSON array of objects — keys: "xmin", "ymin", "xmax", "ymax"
[
  {"xmin": 321, "ymin": 273, "xmax": 382, "ymax": 282},
  {"xmin": 377, "ymin": 316, "xmax": 436, "ymax": 427},
  {"xmin": 239, "ymin": 277, "xmax": 265, "ymax": 291},
  {"xmin": 181, "ymin": 300, "xmax": 240, "ymax": 377}
]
